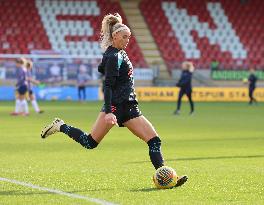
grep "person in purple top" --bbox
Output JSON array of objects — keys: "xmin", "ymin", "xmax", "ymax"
[
  {"xmin": 10, "ymin": 58, "xmax": 29, "ymax": 116},
  {"xmin": 77, "ymin": 64, "xmax": 91, "ymax": 102},
  {"xmin": 247, "ymin": 68, "xmax": 258, "ymax": 105},
  {"xmin": 25, "ymin": 59, "xmax": 44, "ymax": 113}
]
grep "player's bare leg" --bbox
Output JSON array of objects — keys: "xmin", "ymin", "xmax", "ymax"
[
  {"xmin": 29, "ymin": 94, "xmax": 44, "ymax": 114},
  {"xmin": 90, "ymin": 112, "xmax": 115, "ymax": 143},
  {"xmin": 124, "ymin": 116, "xmax": 188, "ymax": 187}
]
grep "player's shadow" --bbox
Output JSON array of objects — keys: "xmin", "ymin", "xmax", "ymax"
[
  {"xmin": 130, "ymin": 187, "xmax": 159, "ymax": 192},
  {"xmin": 129, "ymin": 154, "xmax": 264, "ymax": 164}
]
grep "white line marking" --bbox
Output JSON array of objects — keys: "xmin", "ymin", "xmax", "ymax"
[{"xmin": 0, "ymin": 177, "xmax": 118, "ymax": 205}]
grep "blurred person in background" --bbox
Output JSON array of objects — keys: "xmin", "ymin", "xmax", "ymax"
[
  {"xmin": 247, "ymin": 68, "xmax": 258, "ymax": 105},
  {"xmin": 49, "ymin": 63, "xmax": 61, "ymax": 84},
  {"xmin": 10, "ymin": 58, "xmax": 29, "ymax": 116},
  {"xmin": 211, "ymin": 59, "xmax": 219, "ymax": 71},
  {"xmin": 174, "ymin": 61, "xmax": 195, "ymax": 115},
  {"xmin": 77, "ymin": 64, "xmax": 91, "ymax": 102},
  {"xmin": 41, "ymin": 13, "xmax": 187, "ymax": 187},
  {"xmin": 25, "ymin": 59, "xmax": 44, "ymax": 113}
]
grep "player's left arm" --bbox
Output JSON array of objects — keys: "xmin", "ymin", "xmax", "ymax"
[{"xmin": 27, "ymin": 77, "xmax": 40, "ymax": 85}]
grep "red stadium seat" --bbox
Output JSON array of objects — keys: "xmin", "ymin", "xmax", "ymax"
[
  {"xmin": 140, "ymin": 0, "xmax": 263, "ymax": 70},
  {"xmin": 0, "ymin": 0, "xmax": 263, "ymax": 70},
  {"xmin": 0, "ymin": 0, "xmax": 146, "ymax": 68}
]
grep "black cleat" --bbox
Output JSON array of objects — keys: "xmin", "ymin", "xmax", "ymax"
[{"xmin": 174, "ymin": 175, "xmax": 188, "ymax": 188}]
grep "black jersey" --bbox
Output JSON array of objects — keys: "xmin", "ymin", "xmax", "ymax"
[
  {"xmin": 176, "ymin": 70, "xmax": 192, "ymax": 91},
  {"xmin": 248, "ymin": 73, "xmax": 257, "ymax": 89},
  {"xmin": 98, "ymin": 46, "xmax": 137, "ymax": 113}
]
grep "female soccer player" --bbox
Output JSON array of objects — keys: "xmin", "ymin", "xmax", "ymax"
[
  {"xmin": 77, "ymin": 65, "xmax": 90, "ymax": 102},
  {"xmin": 41, "ymin": 13, "xmax": 187, "ymax": 187},
  {"xmin": 25, "ymin": 59, "xmax": 44, "ymax": 113},
  {"xmin": 248, "ymin": 68, "xmax": 258, "ymax": 105},
  {"xmin": 174, "ymin": 61, "xmax": 194, "ymax": 115},
  {"xmin": 11, "ymin": 58, "xmax": 29, "ymax": 116}
]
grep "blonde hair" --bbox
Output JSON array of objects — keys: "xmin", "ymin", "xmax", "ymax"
[
  {"xmin": 16, "ymin": 58, "xmax": 27, "ymax": 66},
  {"xmin": 100, "ymin": 13, "xmax": 130, "ymax": 51},
  {"xmin": 26, "ymin": 59, "xmax": 33, "ymax": 69},
  {"xmin": 182, "ymin": 61, "xmax": 195, "ymax": 72}
]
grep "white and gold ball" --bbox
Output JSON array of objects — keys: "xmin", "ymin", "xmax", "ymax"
[{"xmin": 153, "ymin": 166, "xmax": 179, "ymax": 189}]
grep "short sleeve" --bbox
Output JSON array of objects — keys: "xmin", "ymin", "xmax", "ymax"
[{"xmin": 105, "ymin": 53, "xmax": 122, "ymax": 77}]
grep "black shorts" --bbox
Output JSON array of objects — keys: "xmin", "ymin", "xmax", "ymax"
[
  {"xmin": 78, "ymin": 86, "xmax": 86, "ymax": 91},
  {"xmin": 101, "ymin": 101, "xmax": 142, "ymax": 127},
  {"xmin": 17, "ymin": 85, "xmax": 28, "ymax": 95},
  {"xmin": 29, "ymin": 89, "xmax": 33, "ymax": 95}
]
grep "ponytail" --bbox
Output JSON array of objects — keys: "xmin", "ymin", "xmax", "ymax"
[{"xmin": 100, "ymin": 13, "xmax": 122, "ymax": 51}]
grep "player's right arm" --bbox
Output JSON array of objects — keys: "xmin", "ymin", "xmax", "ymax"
[{"xmin": 104, "ymin": 54, "xmax": 119, "ymax": 125}]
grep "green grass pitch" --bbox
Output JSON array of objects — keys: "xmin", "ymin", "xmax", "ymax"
[{"xmin": 0, "ymin": 101, "xmax": 263, "ymax": 205}]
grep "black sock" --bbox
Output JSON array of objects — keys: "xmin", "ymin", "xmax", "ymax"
[
  {"xmin": 60, "ymin": 124, "xmax": 98, "ymax": 149},
  {"xmin": 147, "ymin": 136, "xmax": 164, "ymax": 169}
]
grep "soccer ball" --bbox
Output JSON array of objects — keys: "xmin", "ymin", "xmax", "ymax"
[
  {"xmin": 242, "ymin": 78, "xmax": 248, "ymax": 83},
  {"xmin": 153, "ymin": 166, "xmax": 179, "ymax": 189}
]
